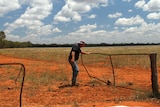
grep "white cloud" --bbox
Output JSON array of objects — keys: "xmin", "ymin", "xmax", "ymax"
[
  {"xmin": 147, "ymin": 12, "xmax": 160, "ymax": 19},
  {"xmin": 108, "ymin": 12, "xmax": 122, "ymax": 18},
  {"xmin": 122, "ymin": 0, "xmax": 131, "ymax": 2},
  {"xmin": 144, "ymin": 0, "xmax": 160, "ymax": 11},
  {"xmin": 46, "ymin": 22, "xmax": 160, "ymax": 44},
  {"xmin": 115, "ymin": 15, "xmax": 145, "ymax": 26},
  {"xmin": 6, "ymin": 34, "xmax": 20, "ymax": 39},
  {"xmin": 5, "ymin": 0, "xmax": 53, "ymax": 36},
  {"xmin": 128, "ymin": 9, "xmax": 133, "ymax": 12},
  {"xmin": 76, "ymin": 0, "xmax": 108, "ymax": 7},
  {"xmin": 135, "ymin": 0, "xmax": 160, "ymax": 12},
  {"xmin": 88, "ymin": 14, "xmax": 97, "ymax": 19},
  {"xmin": 7, "ymin": 22, "xmax": 160, "ymax": 44},
  {"xmin": 0, "ymin": 0, "xmax": 21, "ymax": 17},
  {"xmin": 54, "ymin": 0, "xmax": 109, "ymax": 22},
  {"xmin": 54, "ymin": 2, "xmax": 82, "ymax": 22},
  {"xmin": 76, "ymin": 24, "xmax": 97, "ymax": 33},
  {"xmin": 123, "ymin": 27, "xmax": 138, "ymax": 33},
  {"xmin": 53, "ymin": 27, "xmax": 62, "ymax": 33},
  {"xmin": 135, "ymin": 0, "xmax": 146, "ymax": 9},
  {"xmin": 122, "ymin": 23, "xmax": 160, "ymax": 43}
]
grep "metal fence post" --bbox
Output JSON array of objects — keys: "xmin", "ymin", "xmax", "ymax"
[{"xmin": 149, "ymin": 53, "xmax": 159, "ymax": 97}]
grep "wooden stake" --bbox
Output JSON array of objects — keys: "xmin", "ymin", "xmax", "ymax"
[{"xmin": 149, "ymin": 53, "xmax": 159, "ymax": 97}]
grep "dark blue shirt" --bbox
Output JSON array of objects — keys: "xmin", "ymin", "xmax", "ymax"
[{"xmin": 69, "ymin": 44, "xmax": 81, "ymax": 61}]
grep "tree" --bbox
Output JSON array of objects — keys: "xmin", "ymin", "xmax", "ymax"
[
  {"xmin": 0, "ymin": 31, "xmax": 6, "ymax": 39},
  {"xmin": 0, "ymin": 31, "xmax": 6, "ymax": 48}
]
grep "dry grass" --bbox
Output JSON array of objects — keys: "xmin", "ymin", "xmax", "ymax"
[{"xmin": 0, "ymin": 45, "xmax": 160, "ymax": 68}]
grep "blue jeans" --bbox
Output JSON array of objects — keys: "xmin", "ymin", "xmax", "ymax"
[{"xmin": 69, "ymin": 61, "xmax": 79, "ymax": 85}]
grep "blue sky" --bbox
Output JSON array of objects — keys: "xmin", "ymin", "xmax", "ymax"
[{"xmin": 0, "ymin": 0, "xmax": 160, "ymax": 44}]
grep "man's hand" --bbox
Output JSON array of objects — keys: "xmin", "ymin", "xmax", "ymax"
[
  {"xmin": 82, "ymin": 52, "xmax": 91, "ymax": 55},
  {"xmin": 70, "ymin": 58, "xmax": 74, "ymax": 63},
  {"xmin": 86, "ymin": 52, "xmax": 91, "ymax": 55}
]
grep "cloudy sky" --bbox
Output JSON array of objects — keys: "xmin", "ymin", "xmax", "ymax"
[{"xmin": 0, "ymin": 0, "xmax": 160, "ymax": 44}]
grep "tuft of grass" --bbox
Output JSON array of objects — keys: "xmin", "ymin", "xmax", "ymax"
[
  {"xmin": 133, "ymin": 91, "xmax": 153, "ymax": 100},
  {"xmin": 0, "ymin": 65, "xmax": 22, "ymax": 81},
  {"xmin": 26, "ymin": 69, "xmax": 69, "ymax": 86}
]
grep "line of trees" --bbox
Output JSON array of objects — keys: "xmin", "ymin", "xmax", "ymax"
[
  {"xmin": 0, "ymin": 31, "xmax": 32, "ymax": 48},
  {"xmin": 3, "ymin": 40, "xmax": 32, "ymax": 48},
  {"xmin": 1, "ymin": 31, "xmax": 160, "ymax": 48}
]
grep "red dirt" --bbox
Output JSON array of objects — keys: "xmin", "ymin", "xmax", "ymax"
[{"xmin": 0, "ymin": 55, "xmax": 160, "ymax": 107}]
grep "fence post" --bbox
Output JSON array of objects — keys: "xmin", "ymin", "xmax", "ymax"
[
  {"xmin": 149, "ymin": 53, "xmax": 159, "ymax": 97},
  {"xmin": 109, "ymin": 55, "xmax": 115, "ymax": 86}
]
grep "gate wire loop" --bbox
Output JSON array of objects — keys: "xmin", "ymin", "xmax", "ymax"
[
  {"xmin": 0, "ymin": 63, "xmax": 25, "ymax": 107},
  {"xmin": 81, "ymin": 54, "xmax": 111, "ymax": 85}
]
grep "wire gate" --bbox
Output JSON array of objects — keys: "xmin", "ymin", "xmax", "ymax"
[{"xmin": 0, "ymin": 63, "xmax": 25, "ymax": 107}]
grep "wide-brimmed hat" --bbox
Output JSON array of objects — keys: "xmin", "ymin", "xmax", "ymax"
[{"xmin": 79, "ymin": 41, "xmax": 86, "ymax": 45}]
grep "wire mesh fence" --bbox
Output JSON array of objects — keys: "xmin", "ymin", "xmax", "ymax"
[{"xmin": 81, "ymin": 53, "xmax": 155, "ymax": 99}]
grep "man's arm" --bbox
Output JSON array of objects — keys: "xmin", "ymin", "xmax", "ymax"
[
  {"xmin": 70, "ymin": 51, "xmax": 75, "ymax": 63},
  {"xmin": 81, "ymin": 51, "xmax": 90, "ymax": 55}
]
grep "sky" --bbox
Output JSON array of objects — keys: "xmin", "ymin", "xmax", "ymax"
[{"xmin": 0, "ymin": 0, "xmax": 160, "ymax": 44}]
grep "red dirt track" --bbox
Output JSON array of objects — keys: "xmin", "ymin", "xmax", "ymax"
[{"xmin": 0, "ymin": 55, "xmax": 160, "ymax": 107}]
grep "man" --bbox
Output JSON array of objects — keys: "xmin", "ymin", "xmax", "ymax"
[{"xmin": 68, "ymin": 41, "xmax": 90, "ymax": 86}]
